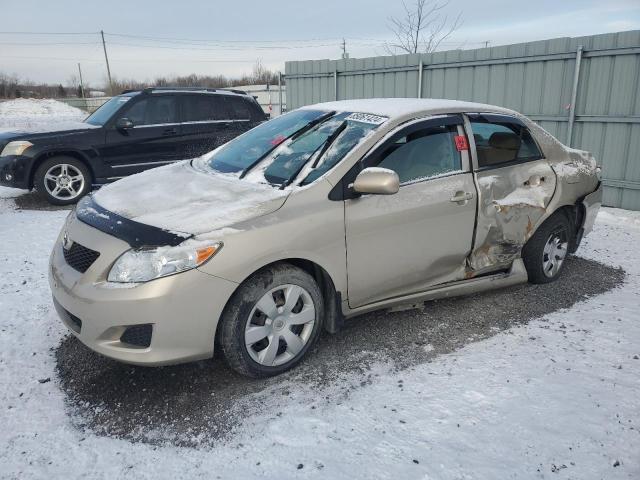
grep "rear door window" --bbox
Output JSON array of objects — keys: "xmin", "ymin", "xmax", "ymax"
[
  {"xmin": 470, "ymin": 116, "xmax": 542, "ymax": 168},
  {"xmin": 225, "ymin": 97, "xmax": 253, "ymax": 120},
  {"xmin": 182, "ymin": 95, "xmax": 231, "ymax": 122},
  {"xmin": 122, "ymin": 96, "xmax": 178, "ymax": 126}
]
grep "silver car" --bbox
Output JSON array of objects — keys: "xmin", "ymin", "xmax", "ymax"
[{"xmin": 49, "ymin": 99, "xmax": 602, "ymax": 378}]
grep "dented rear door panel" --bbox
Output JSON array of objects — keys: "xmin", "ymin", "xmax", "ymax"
[{"xmin": 469, "ymin": 161, "xmax": 557, "ymax": 272}]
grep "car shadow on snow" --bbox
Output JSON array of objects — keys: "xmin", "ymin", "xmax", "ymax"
[
  {"xmin": 13, "ymin": 191, "xmax": 73, "ymax": 211},
  {"xmin": 55, "ymin": 256, "xmax": 624, "ymax": 447}
]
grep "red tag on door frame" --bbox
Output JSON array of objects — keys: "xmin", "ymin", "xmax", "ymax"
[{"xmin": 454, "ymin": 135, "xmax": 469, "ymax": 151}]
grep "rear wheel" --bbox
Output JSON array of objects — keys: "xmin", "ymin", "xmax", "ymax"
[
  {"xmin": 522, "ymin": 212, "xmax": 571, "ymax": 284},
  {"xmin": 34, "ymin": 156, "xmax": 91, "ymax": 205},
  {"xmin": 218, "ymin": 263, "xmax": 324, "ymax": 378}
]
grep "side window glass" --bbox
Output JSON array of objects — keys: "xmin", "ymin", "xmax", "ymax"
[
  {"xmin": 471, "ymin": 120, "xmax": 542, "ymax": 167},
  {"xmin": 226, "ymin": 97, "xmax": 252, "ymax": 120},
  {"xmin": 146, "ymin": 96, "xmax": 177, "ymax": 125},
  {"xmin": 183, "ymin": 96, "xmax": 230, "ymax": 122},
  {"xmin": 123, "ymin": 99, "xmax": 147, "ymax": 126},
  {"xmin": 376, "ymin": 125, "xmax": 461, "ymax": 184},
  {"xmin": 122, "ymin": 96, "xmax": 177, "ymax": 126}
]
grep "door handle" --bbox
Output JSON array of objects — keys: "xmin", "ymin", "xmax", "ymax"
[
  {"xmin": 450, "ymin": 191, "xmax": 473, "ymax": 204},
  {"xmin": 162, "ymin": 127, "xmax": 177, "ymax": 136}
]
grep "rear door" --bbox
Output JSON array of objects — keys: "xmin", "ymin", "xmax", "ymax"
[
  {"xmin": 178, "ymin": 94, "xmax": 235, "ymax": 158},
  {"xmin": 344, "ymin": 116, "xmax": 477, "ymax": 308},
  {"xmin": 101, "ymin": 95, "xmax": 182, "ymax": 176},
  {"xmin": 466, "ymin": 113, "xmax": 557, "ymax": 273}
]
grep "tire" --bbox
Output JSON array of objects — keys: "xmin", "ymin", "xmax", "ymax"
[
  {"xmin": 34, "ymin": 156, "xmax": 92, "ymax": 206},
  {"xmin": 522, "ymin": 212, "xmax": 572, "ymax": 284},
  {"xmin": 218, "ymin": 263, "xmax": 324, "ymax": 378}
]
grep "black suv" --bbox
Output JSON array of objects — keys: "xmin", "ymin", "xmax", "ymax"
[{"xmin": 0, "ymin": 87, "xmax": 266, "ymax": 204}]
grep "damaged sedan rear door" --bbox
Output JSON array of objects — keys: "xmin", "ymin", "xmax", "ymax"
[{"xmin": 465, "ymin": 113, "xmax": 557, "ymax": 275}]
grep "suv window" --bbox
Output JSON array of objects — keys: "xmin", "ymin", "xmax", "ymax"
[
  {"xmin": 182, "ymin": 95, "xmax": 230, "ymax": 122},
  {"xmin": 225, "ymin": 97, "xmax": 253, "ymax": 120},
  {"xmin": 377, "ymin": 124, "xmax": 462, "ymax": 184},
  {"xmin": 122, "ymin": 96, "xmax": 178, "ymax": 126},
  {"xmin": 85, "ymin": 96, "xmax": 131, "ymax": 126},
  {"xmin": 470, "ymin": 119, "xmax": 542, "ymax": 167}
]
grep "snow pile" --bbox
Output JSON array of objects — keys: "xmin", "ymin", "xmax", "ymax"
[
  {"xmin": 0, "ymin": 185, "xmax": 638, "ymax": 478},
  {"xmin": 0, "ymin": 98, "xmax": 89, "ymax": 133}
]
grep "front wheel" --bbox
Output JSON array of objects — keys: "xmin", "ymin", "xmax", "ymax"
[
  {"xmin": 34, "ymin": 156, "xmax": 92, "ymax": 205},
  {"xmin": 218, "ymin": 263, "xmax": 324, "ymax": 378},
  {"xmin": 522, "ymin": 212, "xmax": 572, "ymax": 284}
]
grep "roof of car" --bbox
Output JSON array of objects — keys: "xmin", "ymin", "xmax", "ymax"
[
  {"xmin": 120, "ymin": 87, "xmax": 250, "ymax": 97},
  {"xmin": 301, "ymin": 98, "xmax": 516, "ymax": 119}
]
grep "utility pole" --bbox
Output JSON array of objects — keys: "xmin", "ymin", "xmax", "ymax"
[
  {"xmin": 341, "ymin": 38, "xmax": 349, "ymax": 59},
  {"xmin": 278, "ymin": 72, "xmax": 283, "ymax": 117},
  {"xmin": 77, "ymin": 63, "xmax": 85, "ymax": 99},
  {"xmin": 100, "ymin": 30, "xmax": 113, "ymax": 95},
  {"xmin": 484, "ymin": 40, "xmax": 490, "ymax": 48}
]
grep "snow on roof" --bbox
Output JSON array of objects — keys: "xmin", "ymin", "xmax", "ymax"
[{"xmin": 301, "ymin": 98, "xmax": 515, "ymax": 119}]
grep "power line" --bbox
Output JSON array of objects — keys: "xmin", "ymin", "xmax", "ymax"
[
  {"xmin": 106, "ymin": 41, "xmax": 340, "ymax": 51},
  {"xmin": 0, "ymin": 41, "xmax": 100, "ymax": 46},
  {"xmin": 0, "ymin": 31, "xmax": 98, "ymax": 35},
  {"xmin": 0, "ymin": 55, "xmax": 257, "ymax": 63},
  {"xmin": 105, "ymin": 32, "xmax": 363, "ymax": 44}
]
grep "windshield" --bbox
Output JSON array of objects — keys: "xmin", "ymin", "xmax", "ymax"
[
  {"xmin": 205, "ymin": 109, "xmax": 385, "ymax": 186},
  {"xmin": 85, "ymin": 96, "xmax": 132, "ymax": 126}
]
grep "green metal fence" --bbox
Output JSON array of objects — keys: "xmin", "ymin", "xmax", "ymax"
[{"xmin": 285, "ymin": 30, "xmax": 640, "ymax": 210}]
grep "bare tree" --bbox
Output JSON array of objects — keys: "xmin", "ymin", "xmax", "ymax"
[{"xmin": 385, "ymin": 0, "xmax": 462, "ymax": 55}]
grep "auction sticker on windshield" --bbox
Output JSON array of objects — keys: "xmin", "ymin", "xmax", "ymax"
[{"xmin": 345, "ymin": 113, "xmax": 388, "ymax": 125}]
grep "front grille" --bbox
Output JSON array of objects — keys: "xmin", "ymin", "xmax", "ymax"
[
  {"xmin": 120, "ymin": 324, "xmax": 153, "ymax": 348},
  {"xmin": 63, "ymin": 242, "xmax": 100, "ymax": 273}
]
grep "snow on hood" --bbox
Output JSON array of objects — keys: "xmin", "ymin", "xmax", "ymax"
[{"xmin": 93, "ymin": 161, "xmax": 290, "ymax": 235}]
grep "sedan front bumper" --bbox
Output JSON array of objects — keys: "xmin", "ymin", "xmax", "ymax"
[{"xmin": 48, "ymin": 216, "xmax": 238, "ymax": 366}]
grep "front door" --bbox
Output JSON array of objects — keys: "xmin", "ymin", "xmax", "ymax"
[
  {"xmin": 101, "ymin": 94, "xmax": 182, "ymax": 177},
  {"xmin": 345, "ymin": 116, "xmax": 477, "ymax": 308}
]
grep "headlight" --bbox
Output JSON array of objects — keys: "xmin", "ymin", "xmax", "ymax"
[
  {"xmin": 107, "ymin": 242, "xmax": 222, "ymax": 283},
  {"xmin": 1, "ymin": 140, "xmax": 33, "ymax": 156}
]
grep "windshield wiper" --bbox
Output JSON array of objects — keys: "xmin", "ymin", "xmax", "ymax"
[
  {"xmin": 279, "ymin": 120, "xmax": 347, "ymax": 189},
  {"xmin": 310, "ymin": 120, "xmax": 348, "ymax": 169},
  {"xmin": 239, "ymin": 111, "xmax": 336, "ymax": 179}
]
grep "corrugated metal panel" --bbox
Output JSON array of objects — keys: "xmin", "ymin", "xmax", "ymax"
[{"xmin": 285, "ymin": 30, "xmax": 640, "ymax": 210}]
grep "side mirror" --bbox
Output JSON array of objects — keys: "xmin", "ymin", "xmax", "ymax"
[
  {"xmin": 352, "ymin": 167, "xmax": 400, "ymax": 195},
  {"xmin": 116, "ymin": 118, "xmax": 134, "ymax": 130}
]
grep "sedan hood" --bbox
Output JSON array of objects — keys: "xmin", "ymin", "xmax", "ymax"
[{"xmin": 93, "ymin": 161, "xmax": 290, "ymax": 236}]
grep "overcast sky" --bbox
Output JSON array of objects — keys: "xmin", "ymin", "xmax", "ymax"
[{"xmin": 1, "ymin": 0, "xmax": 639, "ymax": 87}]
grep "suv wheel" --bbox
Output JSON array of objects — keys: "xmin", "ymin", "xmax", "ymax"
[
  {"xmin": 34, "ymin": 156, "xmax": 92, "ymax": 205},
  {"xmin": 218, "ymin": 263, "xmax": 324, "ymax": 378},
  {"xmin": 522, "ymin": 212, "xmax": 572, "ymax": 284}
]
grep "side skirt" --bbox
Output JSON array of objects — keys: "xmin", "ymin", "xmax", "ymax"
[{"xmin": 343, "ymin": 259, "xmax": 529, "ymax": 318}]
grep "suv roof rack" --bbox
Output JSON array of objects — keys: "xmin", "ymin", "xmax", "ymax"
[
  {"xmin": 136, "ymin": 86, "xmax": 249, "ymax": 95},
  {"xmin": 220, "ymin": 88, "xmax": 249, "ymax": 95}
]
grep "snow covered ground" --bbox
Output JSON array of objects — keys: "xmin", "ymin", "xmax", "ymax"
[
  {"xmin": 0, "ymin": 185, "xmax": 638, "ymax": 479},
  {"xmin": 0, "ymin": 98, "xmax": 87, "ymax": 132}
]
